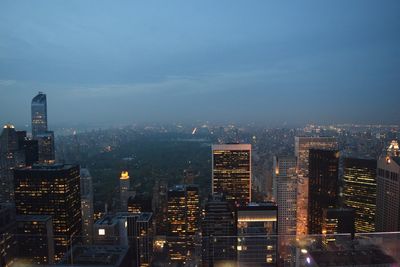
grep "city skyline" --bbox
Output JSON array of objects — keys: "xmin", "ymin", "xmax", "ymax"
[{"xmin": 1, "ymin": 1, "xmax": 400, "ymax": 127}]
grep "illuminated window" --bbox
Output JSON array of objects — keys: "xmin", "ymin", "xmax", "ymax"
[{"xmin": 98, "ymin": 229, "xmax": 105, "ymax": 235}]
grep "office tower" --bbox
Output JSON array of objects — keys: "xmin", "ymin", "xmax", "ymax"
[
  {"xmin": 59, "ymin": 246, "xmax": 133, "ymax": 267},
  {"xmin": 0, "ymin": 203, "xmax": 17, "ymax": 267},
  {"xmin": 80, "ymin": 168, "xmax": 94, "ymax": 244},
  {"xmin": 273, "ymin": 156, "xmax": 297, "ymax": 236},
  {"xmin": 14, "ymin": 164, "xmax": 82, "ymax": 261},
  {"xmin": 201, "ymin": 194, "xmax": 236, "ymax": 266},
  {"xmin": 322, "ymin": 208, "xmax": 355, "ymax": 245},
  {"xmin": 31, "ymin": 92, "xmax": 48, "ymax": 138},
  {"xmin": 0, "ymin": 124, "xmax": 25, "ymax": 202},
  {"xmin": 152, "ymin": 179, "xmax": 168, "ymax": 235},
  {"xmin": 295, "ymin": 136, "xmax": 337, "ymax": 235},
  {"xmin": 36, "ymin": 131, "xmax": 55, "ymax": 163},
  {"xmin": 237, "ymin": 202, "xmax": 278, "ymax": 266},
  {"xmin": 308, "ymin": 149, "xmax": 340, "ymax": 235},
  {"xmin": 273, "ymin": 156, "xmax": 297, "ymax": 264},
  {"xmin": 167, "ymin": 184, "xmax": 200, "ymax": 263},
  {"xmin": 125, "ymin": 212, "xmax": 154, "ymax": 267},
  {"xmin": 16, "ymin": 215, "xmax": 55, "ymax": 264},
  {"xmin": 120, "ymin": 171, "xmax": 133, "ymax": 211},
  {"xmin": 15, "ymin": 130, "xmax": 39, "ymax": 166},
  {"xmin": 212, "ymin": 144, "xmax": 251, "ymax": 207},
  {"xmin": 128, "ymin": 193, "xmax": 152, "ymax": 213},
  {"xmin": 375, "ymin": 145, "xmax": 400, "ymax": 232},
  {"xmin": 342, "ymin": 158, "xmax": 377, "ymax": 232}
]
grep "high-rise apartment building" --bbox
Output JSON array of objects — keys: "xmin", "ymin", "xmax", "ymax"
[
  {"xmin": 376, "ymin": 144, "xmax": 400, "ymax": 232},
  {"xmin": 212, "ymin": 144, "xmax": 251, "ymax": 207},
  {"xmin": 295, "ymin": 137, "xmax": 337, "ymax": 235},
  {"xmin": 14, "ymin": 164, "xmax": 82, "ymax": 261},
  {"xmin": 237, "ymin": 203, "xmax": 278, "ymax": 266},
  {"xmin": 308, "ymin": 149, "xmax": 339, "ymax": 235},
  {"xmin": 342, "ymin": 157, "xmax": 377, "ymax": 232},
  {"xmin": 31, "ymin": 92, "xmax": 48, "ymax": 138},
  {"xmin": 201, "ymin": 194, "xmax": 236, "ymax": 266}
]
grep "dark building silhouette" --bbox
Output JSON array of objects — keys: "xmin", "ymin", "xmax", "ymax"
[
  {"xmin": 342, "ymin": 158, "xmax": 377, "ymax": 233},
  {"xmin": 14, "ymin": 164, "xmax": 82, "ymax": 261},
  {"xmin": 16, "ymin": 215, "xmax": 55, "ymax": 264},
  {"xmin": 322, "ymin": 207, "xmax": 355, "ymax": 244},
  {"xmin": 308, "ymin": 149, "xmax": 340, "ymax": 235},
  {"xmin": 128, "ymin": 193, "xmax": 152, "ymax": 213},
  {"xmin": 0, "ymin": 124, "xmax": 25, "ymax": 202},
  {"xmin": 0, "ymin": 203, "xmax": 16, "ymax": 267},
  {"xmin": 201, "ymin": 194, "xmax": 236, "ymax": 267}
]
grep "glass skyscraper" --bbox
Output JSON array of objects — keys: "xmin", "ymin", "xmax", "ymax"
[{"xmin": 31, "ymin": 92, "xmax": 48, "ymax": 138}]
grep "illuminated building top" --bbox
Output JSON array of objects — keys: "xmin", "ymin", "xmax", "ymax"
[
  {"xmin": 387, "ymin": 140, "xmax": 400, "ymax": 157},
  {"xmin": 120, "ymin": 171, "xmax": 129, "ymax": 180},
  {"xmin": 3, "ymin": 123, "xmax": 15, "ymax": 129}
]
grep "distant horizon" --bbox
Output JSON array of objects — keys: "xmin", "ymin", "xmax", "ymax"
[{"xmin": 1, "ymin": 1, "xmax": 399, "ymax": 126}]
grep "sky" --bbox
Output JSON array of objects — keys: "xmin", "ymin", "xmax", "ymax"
[{"xmin": 0, "ymin": 1, "xmax": 399, "ymax": 128}]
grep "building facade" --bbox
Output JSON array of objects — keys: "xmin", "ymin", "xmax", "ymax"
[
  {"xmin": 295, "ymin": 137, "xmax": 337, "ymax": 235},
  {"xmin": 16, "ymin": 215, "xmax": 55, "ymax": 264},
  {"xmin": 201, "ymin": 194, "xmax": 236, "ymax": 266},
  {"xmin": 375, "ymin": 154, "xmax": 400, "ymax": 232},
  {"xmin": 237, "ymin": 203, "xmax": 278, "ymax": 266},
  {"xmin": 212, "ymin": 144, "xmax": 251, "ymax": 207},
  {"xmin": 342, "ymin": 157, "xmax": 377, "ymax": 232},
  {"xmin": 14, "ymin": 164, "xmax": 82, "ymax": 261},
  {"xmin": 308, "ymin": 149, "xmax": 340, "ymax": 235}
]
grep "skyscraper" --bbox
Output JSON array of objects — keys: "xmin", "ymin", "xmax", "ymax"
[
  {"xmin": 342, "ymin": 157, "xmax": 377, "ymax": 232},
  {"xmin": 167, "ymin": 184, "xmax": 200, "ymax": 264},
  {"xmin": 273, "ymin": 156, "xmax": 297, "ymax": 263},
  {"xmin": 31, "ymin": 92, "xmax": 48, "ymax": 138},
  {"xmin": 308, "ymin": 149, "xmax": 340, "ymax": 235},
  {"xmin": 295, "ymin": 137, "xmax": 338, "ymax": 235},
  {"xmin": 237, "ymin": 202, "xmax": 278, "ymax": 266},
  {"xmin": 37, "ymin": 131, "xmax": 55, "ymax": 164},
  {"xmin": 0, "ymin": 124, "xmax": 25, "ymax": 202},
  {"xmin": 80, "ymin": 168, "xmax": 94, "ymax": 244},
  {"xmin": 201, "ymin": 194, "xmax": 236, "ymax": 266},
  {"xmin": 375, "ymin": 143, "xmax": 400, "ymax": 232},
  {"xmin": 14, "ymin": 164, "xmax": 82, "ymax": 261},
  {"xmin": 119, "ymin": 171, "xmax": 133, "ymax": 211},
  {"xmin": 212, "ymin": 144, "xmax": 251, "ymax": 207}
]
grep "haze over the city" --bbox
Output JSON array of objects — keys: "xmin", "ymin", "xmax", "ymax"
[{"xmin": 0, "ymin": 0, "xmax": 399, "ymax": 127}]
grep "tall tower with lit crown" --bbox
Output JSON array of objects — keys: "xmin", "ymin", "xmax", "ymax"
[{"xmin": 120, "ymin": 171, "xmax": 131, "ymax": 211}]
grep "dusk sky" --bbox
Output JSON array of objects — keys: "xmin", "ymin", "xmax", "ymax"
[{"xmin": 1, "ymin": 1, "xmax": 399, "ymax": 127}]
